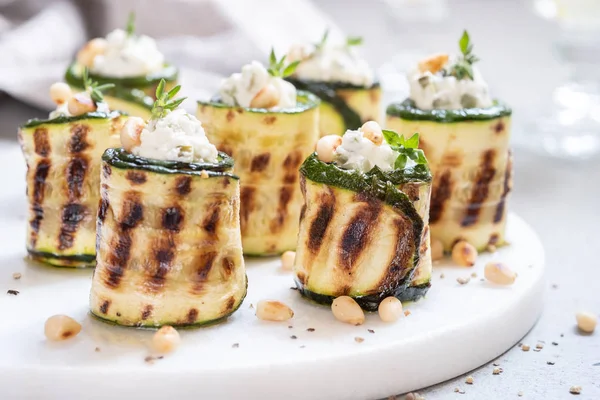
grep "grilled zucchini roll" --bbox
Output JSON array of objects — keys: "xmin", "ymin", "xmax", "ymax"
[
  {"xmin": 197, "ymin": 54, "xmax": 320, "ymax": 255},
  {"xmin": 385, "ymin": 31, "xmax": 512, "ymax": 252},
  {"xmin": 18, "ymin": 78, "xmax": 125, "ymax": 267},
  {"xmin": 90, "ymin": 82, "xmax": 246, "ymax": 327},
  {"xmin": 294, "ymin": 122, "xmax": 432, "ymax": 310},
  {"xmin": 286, "ymin": 32, "xmax": 380, "ymax": 137},
  {"xmin": 65, "ymin": 14, "xmax": 177, "ymax": 118}
]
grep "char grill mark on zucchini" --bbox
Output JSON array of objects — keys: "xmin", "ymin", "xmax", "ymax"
[
  {"xmin": 90, "ymin": 149, "xmax": 246, "ymax": 327},
  {"xmin": 29, "ymin": 159, "xmax": 51, "ymax": 247},
  {"xmin": 429, "ymin": 170, "xmax": 452, "ymax": 224},
  {"xmin": 21, "ymin": 114, "xmax": 126, "ymax": 267},
  {"xmin": 306, "ymin": 182, "xmax": 335, "ymax": 253},
  {"xmin": 103, "ymin": 190, "xmax": 142, "ymax": 289},
  {"xmin": 494, "ymin": 150, "xmax": 512, "ymax": 223},
  {"xmin": 196, "ymin": 92, "xmax": 320, "ymax": 255},
  {"xmin": 385, "ymin": 98, "xmax": 513, "ymax": 252},
  {"xmin": 461, "ymin": 149, "xmax": 496, "ymax": 227},
  {"xmin": 293, "ymin": 154, "xmax": 431, "ymax": 309}
]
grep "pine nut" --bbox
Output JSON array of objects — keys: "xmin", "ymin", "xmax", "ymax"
[
  {"xmin": 418, "ymin": 53, "xmax": 449, "ymax": 74},
  {"xmin": 484, "ymin": 262, "xmax": 516, "ymax": 285},
  {"xmin": 151, "ymin": 326, "xmax": 181, "ymax": 353},
  {"xmin": 569, "ymin": 386, "xmax": 582, "ymax": 395},
  {"xmin": 256, "ymin": 300, "xmax": 294, "ymax": 321},
  {"xmin": 331, "ymin": 296, "xmax": 364, "ymax": 325},
  {"xmin": 431, "ymin": 238, "xmax": 444, "ymax": 261},
  {"xmin": 120, "ymin": 117, "xmax": 145, "ymax": 152},
  {"xmin": 360, "ymin": 121, "xmax": 383, "ymax": 146},
  {"xmin": 280, "ymin": 251, "xmax": 295, "ymax": 271},
  {"xmin": 378, "ymin": 297, "xmax": 403, "ymax": 323},
  {"xmin": 44, "ymin": 315, "xmax": 82, "ymax": 341},
  {"xmin": 76, "ymin": 38, "xmax": 107, "ymax": 67},
  {"xmin": 49, "ymin": 82, "xmax": 72, "ymax": 105},
  {"xmin": 575, "ymin": 311, "xmax": 597, "ymax": 333},
  {"xmin": 452, "ymin": 240, "xmax": 477, "ymax": 267},
  {"xmin": 316, "ymin": 135, "xmax": 342, "ymax": 163},
  {"xmin": 67, "ymin": 93, "xmax": 97, "ymax": 116},
  {"xmin": 250, "ymin": 83, "xmax": 280, "ymax": 109}
]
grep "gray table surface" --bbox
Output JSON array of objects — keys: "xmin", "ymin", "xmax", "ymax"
[{"xmin": 1, "ymin": 0, "xmax": 599, "ymax": 397}]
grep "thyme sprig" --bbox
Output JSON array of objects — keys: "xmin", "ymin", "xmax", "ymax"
[
  {"xmin": 382, "ymin": 130, "xmax": 428, "ymax": 170},
  {"xmin": 446, "ymin": 30, "xmax": 480, "ymax": 80},
  {"xmin": 126, "ymin": 12, "xmax": 135, "ymax": 36},
  {"xmin": 267, "ymin": 48, "xmax": 300, "ymax": 78},
  {"xmin": 82, "ymin": 68, "xmax": 114, "ymax": 104},
  {"xmin": 150, "ymin": 79, "xmax": 186, "ymax": 120}
]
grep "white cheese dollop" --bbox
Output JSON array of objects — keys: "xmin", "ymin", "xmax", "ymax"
[
  {"xmin": 219, "ymin": 61, "xmax": 297, "ymax": 109},
  {"xmin": 293, "ymin": 44, "xmax": 374, "ymax": 87},
  {"xmin": 335, "ymin": 129, "xmax": 397, "ymax": 172},
  {"xmin": 132, "ymin": 109, "xmax": 218, "ymax": 163},
  {"xmin": 408, "ymin": 60, "xmax": 492, "ymax": 110},
  {"xmin": 92, "ymin": 29, "xmax": 165, "ymax": 78}
]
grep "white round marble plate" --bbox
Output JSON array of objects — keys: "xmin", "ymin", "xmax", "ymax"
[{"xmin": 0, "ymin": 145, "xmax": 544, "ymax": 400}]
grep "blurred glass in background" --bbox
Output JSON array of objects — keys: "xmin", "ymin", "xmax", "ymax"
[{"xmin": 530, "ymin": 0, "xmax": 600, "ymax": 159}]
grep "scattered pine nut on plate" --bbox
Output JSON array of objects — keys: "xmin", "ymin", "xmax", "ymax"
[
  {"xmin": 151, "ymin": 326, "xmax": 181, "ymax": 354},
  {"xmin": 256, "ymin": 300, "xmax": 294, "ymax": 321},
  {"xmin": 44, "ymin": 315, "xmax": 82, "ymax": 341},
  {"xmin": 331, "ymin": 296, "xmax": 365, "ymax": 326}
]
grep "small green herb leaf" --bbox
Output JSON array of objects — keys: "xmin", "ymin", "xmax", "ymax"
[
  {"xmin": 382, "ymin": 129, "xmax": 428, "ymax": 171},
  {"xmin": 126, "ymin": 11, "xmax": 135, "ymax": 37},
  {"xmin": 282, "ymin": 60, "xmax": 301, "ymax": 78},
  {"xmin": 151, "ymin": 79, "xmax": 187, "ymax": 120},
  {"xmin": 268, "ymin": 48, "xmax": 300, "ymax": 78},
  {"xmin": 459, "ymin": 30, "xmax": 470, "ymax": 55},
  {"xmin": 382, "ymin": 129, "xmax": 404, "ymax": 147},
  {"xmin": 446, "ymin": 29, "xmax": 480, "ymax": 81},
  {"xmin": 82, "ymin": 67, "xmax": 114, "ymax": 104},
  {"xmin": 394, "ymin": 154, "xmax": 407, "ymax": 170},
  {"xmin": 346, "ymin": 36, "xmax": 363, "ymax": 47},
  {"xmin": 404, "ymin": 133, "xmax": 420, "ymax": 149}
]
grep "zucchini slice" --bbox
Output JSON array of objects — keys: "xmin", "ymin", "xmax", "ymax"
[
  {"xmin": 90, "ymin": 148, "xmax": 246, "ymax": 327},
  {"xmin": 293, "ymin": 153, "xmax": 433, "ymax": 310},
  {"xmin": 65, "ymin": 62, "xmax": 178, "ymax": 119},
  {"xmin": 18, "ymin": 112, "xmax": 126, "ymax": 268},
  {"xmin": 196, "ymin": 91, "xmax": 320, "ymax": 256},
  {"xmin": 386, "ymin": 99, "xmax": 513, "ymax": 251},
  {"xmin": 286, "ymin": 78, "xmax": 381, "ymax": 136}
]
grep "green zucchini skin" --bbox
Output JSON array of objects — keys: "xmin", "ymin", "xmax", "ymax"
[
  {"xmin": 22, "ymin": 111, "xmax": 123, "ymax": 129},
  {"xmin": 103, "ymin": 148, "xmax": 237, "ymax": 177},
  {"xmin": 294, "ymin": 273, "xmax": 418, "ymax": 312},
  {"xmin": 65, "ymin": 63, "xmax": 178, "ymax": 111},
  {"xmin": 198, "ymin": 90, "xmax": 320, "ymax": 114},
  {"xmin": 285, "ymin": 78, "xmax": 370, "ymax": 130},
  {"xmin": 67, "ymin": 63, "xmax": 178, "ymax": 88},
  {"xmin": 28, "ymin": 250, "xmax": 96, "ymax": 268},
  {"xmin": 386, "ymin": 98, "xmax": 512, "ymax": 123}
]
